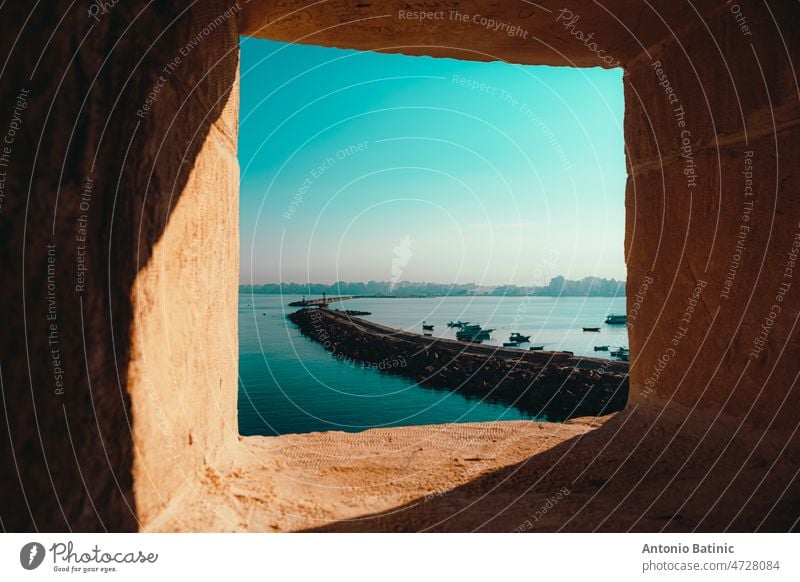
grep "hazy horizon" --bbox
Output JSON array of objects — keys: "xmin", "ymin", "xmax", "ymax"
[
  {"xmin": 239, "ymin": 38, "xmax": 626, "ymax": 286},
  {"xmin": 239, "ymin": 276, "xmax": 625, "ymax": 287}
]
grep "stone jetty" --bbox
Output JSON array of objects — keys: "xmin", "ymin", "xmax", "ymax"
[{"xmin": 288, "ymin": 307, "xmax": 629, "ymax": 421}]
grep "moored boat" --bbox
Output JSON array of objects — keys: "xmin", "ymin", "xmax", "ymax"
[
  {"xmin": 605, "ymin": 314, "xmax": 627, "ymax": 325},
  {"xmin": 456, "ymin": 324, "xmax": 494, "ymax": 342},
  {"xmin": 610, "ymin": 347, "xmax": 630, "ymax": 360},
  {"xmin": 529, "ymin": 345, "xmax": 545, "ymax": 350},
  {"xmin": 583, "ymin": 327, "xmax": 601, "ymax": 332},
  {"xmin": 509, "ymin": 332, "xmax": 530, "ymax": 343}
]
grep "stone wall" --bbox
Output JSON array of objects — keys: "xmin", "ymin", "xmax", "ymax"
[
  {"xmin": 241, "ymin": 0, "xmax": 718, "ymax": 67},
  {"xmin": 0, "ymin": 1, "xmax": 240, "ymax": 531},
  {"xmin": 623, "ymin": 1, "xmax": 800, "ymax": 429},
  {"xmin": 1, "ymin": 0, "xmax": 798, "ymax": 531}
]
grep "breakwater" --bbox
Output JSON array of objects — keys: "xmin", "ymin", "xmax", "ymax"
[
  {"xmin": 288, "ymin": 295, "xmax": 354, "ymax": 307},
  {"xmin": 288, "ymin": 308, "xmax": 629, "ymax": 421}
]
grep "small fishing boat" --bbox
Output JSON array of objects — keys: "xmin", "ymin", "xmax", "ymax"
[
  {"xmin": 529, "ymin": 345, "xmax": 545, "ymax": 350},
  {"xmin": 605, "ymin": 314, "xmax": 627, "ymax": 325},
  {"xmin": 594, "ymin": 345, "xmax": 610, "ymax": 351},
  {"xmin": 583, "ymin": 327, "xmax": 601, "ymax": 332},
  {"xmin": 610, "ymin": 347, "xmax": 630, "ymax": 360},
  {"xmin": 503, "ymin": 342, "xmax": 519, "ymax": 347},
  {"xmin": 458, "ymin": 324, "xmax": 492, "ymax": 333},
  {"xmin": 456, "ymin": 325, "xmax": 494, "ymax": 341},
  {"xmin": 422, "ymin": 322, "xmax": 434, "ymax": 331},
  {"xmin": 447, "ymin": 320, "xmax": 468, "ymax": 328},
  {"xmin": 509, "ymin": 332, "xmax": 530, "ymax": 343}
]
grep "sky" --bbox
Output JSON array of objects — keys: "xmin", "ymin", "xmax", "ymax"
[{"xmin": 238, "ymin": 37, "xmax": 626, "ymax": 287}]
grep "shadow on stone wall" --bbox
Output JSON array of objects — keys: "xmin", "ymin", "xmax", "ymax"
[
  {"xmin": 307, "ymin": 409, "xmax": 800, "ymax": 532},
  {"xmin": 0, "ymin": 1, "xmax": 238, "ymax": 531}
]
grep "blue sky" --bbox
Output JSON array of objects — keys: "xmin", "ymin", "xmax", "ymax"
[{"xmin": 238, "ymin": 37, "xmax": 626, "ymax": 286}]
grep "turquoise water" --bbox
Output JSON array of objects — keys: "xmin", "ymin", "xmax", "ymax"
[{"xmin": 238, "ymin": 294, "xmax": 627, "ymax": 436}]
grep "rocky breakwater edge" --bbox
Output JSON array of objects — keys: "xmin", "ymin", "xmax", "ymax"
[{"xmin": 288, "ymin": 308, "xmax": 629, "ymax": 421}]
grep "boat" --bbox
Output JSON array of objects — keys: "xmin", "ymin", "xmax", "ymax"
[
  {"xmin": 503, "ymin": 342, "xmax": 519, "ymax": 347},
  {"xmin": 458, "ymin": 324, "xmax": 492, "ymax": 333},
  {"xmin": 583, "ymin": 327, "xmax": 601, "ymax": 332},
  {"xmin": 456, "ymin": 325, "xmax": 494, "ymax": 341},
  {"xmin": 605, "ymin": 314, "xmax": 627, "ymax": 325},
  {"xmin": 594, "ymin": 345, "xmax": 610, "ymax": 351},
  {"xmin": 509, "ymin": 332, "xmax": 530, "ymax": 343},
  {"xmin": 610, "ymin": 347, "xmax": 630, "ymax": 360},
  {"xmin": 447, "ymin": 320, "xmax": 468, "ymax": 328},
  {"xmin": 422, "ymin": 322, "xmax": 434, "ymax": 331},
  {"xmin": 529, "ymin": 345, "xmax": 544, "ymax": 350}
]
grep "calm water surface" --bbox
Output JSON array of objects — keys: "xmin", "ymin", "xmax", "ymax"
[{"xmin": 238, "ymin": 294, "xmax": 627, "ymax": 436}]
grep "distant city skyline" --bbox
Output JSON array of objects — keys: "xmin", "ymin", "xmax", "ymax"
[
  {"xmin": 239, "ymin": 38, "xmax": 626, "ymax": 286},
  {"xmin": 240, "ymin": 274, "xmax": 626, "ymax": 297}
]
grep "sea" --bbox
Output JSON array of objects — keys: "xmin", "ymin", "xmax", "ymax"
[{"xmin": 238, "ymin": 294, "xmax": 628, "ymax": 436}]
